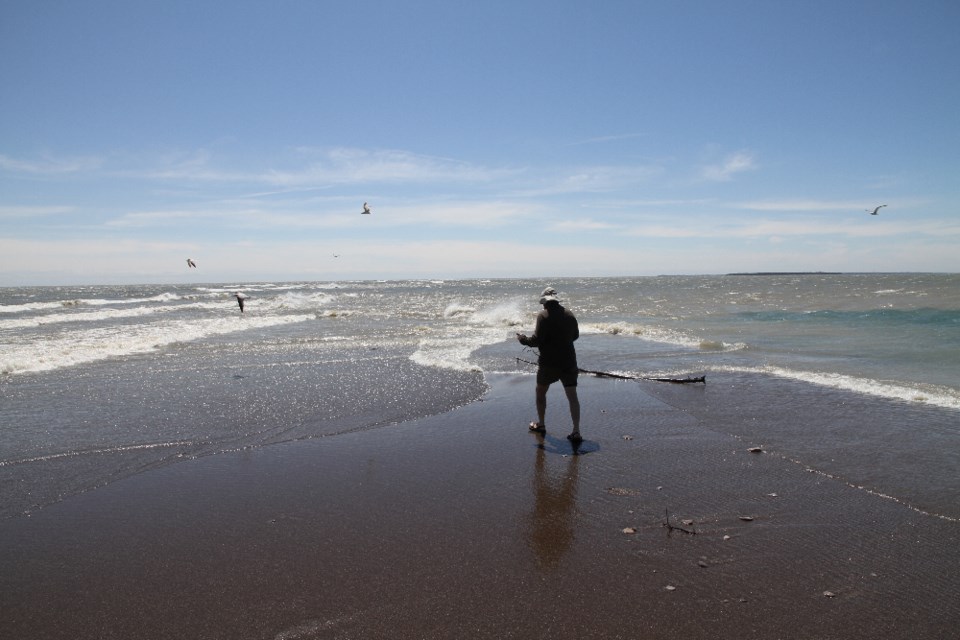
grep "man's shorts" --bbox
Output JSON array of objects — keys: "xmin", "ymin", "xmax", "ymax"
[{"xmin": 537, "ymin": 365, "xmax": 579, "ymax": 388}]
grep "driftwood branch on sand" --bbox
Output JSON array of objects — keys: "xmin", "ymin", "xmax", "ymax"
[
  {"xmin": 515, "ymin": 357, "xmax": 706, "ymax": 384},
  {"xmin": 579, "ymin": 366, "xmax": 706, "ymax": 384}
]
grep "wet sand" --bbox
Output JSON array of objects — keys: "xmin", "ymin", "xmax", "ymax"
[{"xmin": 1, "ymin": 374, "xmax": 957, "ymax": 639}]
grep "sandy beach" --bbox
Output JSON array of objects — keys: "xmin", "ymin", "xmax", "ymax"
[{"xmin": 1, "ymin": 373, "xmax": 957, "ymax": 639}]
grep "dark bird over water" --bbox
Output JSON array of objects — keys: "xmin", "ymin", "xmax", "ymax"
[
  {"xmin": 867, "ymin": 205, "xmax": 887, "ymax": 215},
  {"xmin": 186, "ymin": 258, "xmax": 197, "ymax": 268},
  {"xmin": 362, "ymin": 202, "xmax": 371, "ymax": 214},
  {"xmin": 234, "ymin": 292, "xmax": 246, "ymax": 313}
]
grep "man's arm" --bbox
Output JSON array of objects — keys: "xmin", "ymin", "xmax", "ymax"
[{"xmin": 516, "ymin": 312, "xmax": 545, "ymax": 347}]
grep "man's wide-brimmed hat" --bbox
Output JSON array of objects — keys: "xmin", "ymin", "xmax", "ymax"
[{"xmin": 539, "ymin": 287, "xmax": 560, "ymax": 304}]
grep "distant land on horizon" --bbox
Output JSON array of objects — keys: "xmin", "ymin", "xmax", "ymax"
[{"xmin": 725, "ymin": 272, "xmax": 843, "ymax": 276}]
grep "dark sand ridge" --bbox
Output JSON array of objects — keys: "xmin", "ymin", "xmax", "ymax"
[{"xmin": 1, "ymin": 374, "xmax": 957, "ymax": 639}]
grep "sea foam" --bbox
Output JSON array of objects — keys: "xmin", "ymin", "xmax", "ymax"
[{"xmin": 0, "ymin": 314, "xmax": 314, "ymax": 375}]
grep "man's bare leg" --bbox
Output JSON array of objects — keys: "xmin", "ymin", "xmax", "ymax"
[
  {"xmin": 532, "ymin": 384, "xmax": 549, "ymax": 429},
  {"xmin": 564, "ymin": 385, "xmax": 581, "ymax": 440}
]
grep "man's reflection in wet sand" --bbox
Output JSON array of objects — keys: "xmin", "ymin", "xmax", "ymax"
[{"xmin": 526, "ymin": 434, "xmax": 581, "ymax": 568}]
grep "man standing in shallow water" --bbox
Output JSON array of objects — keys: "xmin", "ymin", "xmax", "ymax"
[{"xmin": 516, "ymin": 286, "xmax": 582, "ymax": 443}]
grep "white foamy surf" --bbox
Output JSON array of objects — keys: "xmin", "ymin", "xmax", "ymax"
[{"xmin": 1, "ymin": 314, "xmax": 314, "ymax": 375}]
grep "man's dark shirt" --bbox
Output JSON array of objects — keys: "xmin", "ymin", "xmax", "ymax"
[{"xmin": 519, "ymin": 302, "xmax": 579, "ymax": 369}]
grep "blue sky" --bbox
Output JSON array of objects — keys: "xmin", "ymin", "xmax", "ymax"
[{"xmin": 1, "ymin": 1, "xmax": 958, "ymax": 285}]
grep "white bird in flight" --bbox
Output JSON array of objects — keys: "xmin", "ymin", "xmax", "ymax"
[
  {"xmin": 867, "ymin": 205, "xmax": 887, "ymax": 215},
  {"xmin": 362, "ymin": 202, "xmax": 371, "ymax": 214},
  {"xmin": 186, "ymin": 258, "xmax": 197, "ymax": 268}
]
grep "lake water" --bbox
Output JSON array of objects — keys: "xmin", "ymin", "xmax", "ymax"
[{"xmin": 2, "ymin": 274, "xmax": 958, "ymax": 520}]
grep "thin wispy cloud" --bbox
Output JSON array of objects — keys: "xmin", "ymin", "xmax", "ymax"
[
  {"xmin": 103, "ymin": 199, "xmax": 532, "ymax": 231},
  {"xmin": 567, "ymin": 133, "xmax": 648, "ymax": 146},
  {"xmin": 106, "ymin": 207, "xmax": 356, "ymax": 230},
  {"xmin": 616, "ymin": 198, "xmax": 716, "ymax": 208},
  {"xmin": 737, "ymin": 199, "xmax": 873, "ymax": 212},
  {"xmin": 701, "ymin": 151, "xmax": 757, "ymax": 182},
  {"xmin": 234, "ymin": 186, "xmax": 335, "ymax": 200},
  {"xmin": 263, "ymin": 148, "xmax": 514, "ymax": 187},
  {"xmin": 625, "ymin": 217, "xmax": 959, "ymax": 240},
  {"xmin": 382, "ymin": 201, "xmax": 532, "ymax": 227},
  {"xmin": 0, "ymin": 205, "xmax": 74, "ymax": 217},
  {"xmin": 94, "ymin": 147, "xmax": 515, "ymax": 189},
  {"xmin": 548, "ymin": 218, "xmax": 620, "ymax": 232},
  {"xmin": 0, "ymin": 236, "xmax": 200, "ymax": 266},
  {"xmin": 510, "ymin": 163, "xmax": 664, "ymax": 198},
  {"xmin": 0, "ymin": 153, "xmax": 103, "ymax": 174}
]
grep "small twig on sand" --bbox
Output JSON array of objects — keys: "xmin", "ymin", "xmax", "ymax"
[{"xmin": 663, "ymin": 508, "xmax": 696, "ymax": 535}]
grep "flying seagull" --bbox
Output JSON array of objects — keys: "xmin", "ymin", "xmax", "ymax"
[
  {"xmin": 362, "ymin": 202, "xmax": 371, "ymax": 214},
  {"xmin": 234, "ymin": 292, "xmax": 247, "ymax": 313},
  {"xmin": 867, "ymin": 205, "xmax": 887, "ymax": 215},
  {"xmin": 186, "ymin": 258, "xmax": 197, "ymax": 268}
]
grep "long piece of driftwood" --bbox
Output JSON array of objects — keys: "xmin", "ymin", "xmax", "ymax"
[{"xmin": 515, "ymin": 357, "xmax": 705, "ymax": 384}]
